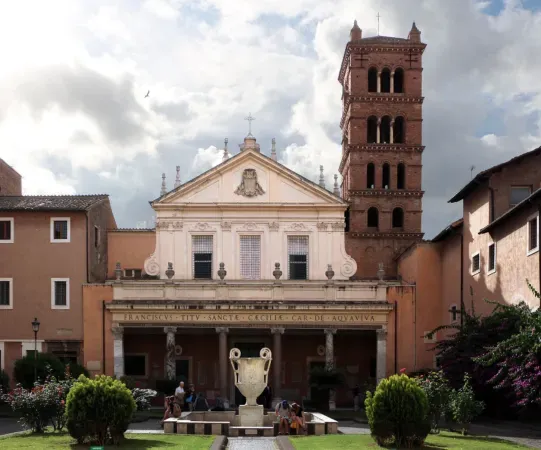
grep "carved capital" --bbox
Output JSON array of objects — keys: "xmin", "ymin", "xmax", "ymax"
[
  {"xmin": 317, "ymin": 222, "xmax": 328, "ymax": 231},
  {"xmin": 269, "ymin": 221, "xmax": 279, "ymax": 231},
  {"xmin": 164, "ymin": 327, "xmax": 177, "ymax": 334},
  {"xmin": 271, "ymin": 327, "xmax": 285, "ymax": 335},
  {"xmin": 215, "ymin": 327, "xmax": 229, "ymax": 334},
  {"xmin": 331, "ymin": 221, "xmax": 345, "ymax": 231},
  {"xmin": 376, "ymin": 326, "xmax": 387, "ymax": 338},
  {"xmin": 112, "ymin": 326, "xmax": 124, "ymax": 340},
  {"xmin": 221, "ymin": 221, "xmax": 232, "ymax": 231},
  {"xmin": 324, "ymin": 328, "xmax": 337, "ymax": 335}
]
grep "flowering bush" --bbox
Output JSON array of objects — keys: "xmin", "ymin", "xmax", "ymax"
[
  {"xmin": 132, "ymin": 388, "xmax": 157, "ymax": 411},
  {"xmin": 449, "ymin": 374, "xmax": 484, "ymax": 435},
  {"xmin": 415, "ymin": 370, "xmax": 452, "ymax": 433}
]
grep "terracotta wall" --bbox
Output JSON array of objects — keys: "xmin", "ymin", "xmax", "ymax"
[
  {"xmin": 107, "ymin": 230, "xmax": 155, "ymax": 279},
  {"xmin": 87, "ymin": 201, "xmax": 116, "ymax": 283},
  {"xmin": 0, "ymin": 159, "xmax": 22, "ymax": 196},
  {"xmin": 439, "ymin": 233, "xmax": 463, "ymax": 337}
]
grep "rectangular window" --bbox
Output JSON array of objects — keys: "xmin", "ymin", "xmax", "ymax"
[
  {"xmin": 0, "ymin": 279, "xmax": 13, "ymax": 309},
  {"xmin": 288, "ymin": 236, "xmax": 308, "ymax": 280},
  {"xmin": 528, "ymin": 216, "xmax": 539, "ymax": 254},
  {"xmin": 124, "ymin": 354, "xmax": 147, "ymax": 377},
  {"xmin": 487, "ymin": 243, "xmax": 496, "ymax": 274},
  {"xmin": 94, "ymin": 226, "xmax": 99, "ymax": 248},
  {"xmin": 124, "ymin": 269, "xmax": 142, "ymax": 278},
  {"xmin": 471, "ymin": 252, "xmax": 480, "ymax": 275},
  {"xmin": 510, "ymin": 186, "xmax": 531, "ymax": 207},
  {"xmin": 50, "ymin": 217, "xmax": 70, "ymax": 243},
  {"xmin": 51, "ymin": 278, "xmax": 69, "ymax": 309},
  {"xmin": 0, "ymin": 218, "xmax": 14, "ymax": 243},
  {"xmin": 192, "ymin": 235, "xmax": 213, "ymax": 279},
  {"xmin": 240, "ymin": 235, "xmax": 261, "ymax": 280}
]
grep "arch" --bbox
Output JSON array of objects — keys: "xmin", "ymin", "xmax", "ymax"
[
  {"xmin": 367, "ymin": 116, "xmax": 378, "ymax": 143},
  {"xmin": 367, "ymin": 207, "xmax": 379, "ymax": 228},
  {"xmin": 397, "ymin": 163, "xmax": 406, "ymax": 189},
  {"xmin": 366, "ymin": 162, "xmax": 375, "ymax": 188},
  {"xmin": 393, "ymin": 68, "xmax": 404, "ymax": 93},
  {"xmin": 382, "ymin": 163, "xmax": 391, "ymax": 189},
  {"xmin": 368, "ymin": 67, "xmax": 378, "ymax": 93},
  {"xmin": 392, "ymin": 207, "xmax": 404, "ymax": 228},
  {"xmin": 380, "ymin": 116, "xmax": 391, "ymax": 143},
  {"xmin": 380, "ymin": 68, "xmax": 391, "ymax": 93},
  {"xmin": 394, "ymin": 116, "xmax": 405, "ymax": 144}
]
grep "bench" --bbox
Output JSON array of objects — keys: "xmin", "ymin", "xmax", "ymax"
[{"xmin": 163, "ymin": 418, "xmax": 231, "ymax": 435}]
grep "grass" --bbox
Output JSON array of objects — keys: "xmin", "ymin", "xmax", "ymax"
[
  {"xmin": 290, "ymin": 432, "xmax": 531, "ymax": 449},
  {"xmin": 0, "ymin": 431, "xmax": 215, "ymax": 449}
]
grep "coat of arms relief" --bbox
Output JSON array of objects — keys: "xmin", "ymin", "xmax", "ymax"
[{"xmin": 234, "ymin": 168, "xmax": 265, "ymax": 197}]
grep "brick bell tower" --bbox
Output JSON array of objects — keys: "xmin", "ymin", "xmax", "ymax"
[{"xmin": 339, "ymin": 20, "xmax": 426, "ymax": 279}]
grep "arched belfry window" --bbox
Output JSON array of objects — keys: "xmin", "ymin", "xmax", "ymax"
[
  {"xmin": 392, "ymin": 207, "xmax": 404, "ymax": 228},
  {"xmin": 397, "ymin": 163, "xmax": 406, "ymax": 189},
  {"xmin": 381, "ymin": 68, "xmax": 391, "ymax": 93},
  {"xmin": 380, "ymin": 116, "xmax": 391, "ymax": 143},
  {"xmin": 367, "ymin": 163, "xmax": 375, "ymax": 188},
  {"xmin": 394, "ymin": 116, "xmax": 405, "ymax": 144},
  {"xmin": 368, "ymin": 67, "xmax": 378, "ymax": 93},
  {"xmin": 394, "ymin": 68, "xmax": 404, "ymax": 93},
  {"xmin": 367, "ymin": 116, "xmax": 378, "ymax": 143},
  {"xmin": 382, "ymin": 163, "xmax": 390, "ymax": 189},
  {"xmin": 367, "ymin": 207, "xmax": 379, "ymax": 228}
]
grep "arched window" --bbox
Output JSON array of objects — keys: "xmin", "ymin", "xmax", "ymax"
[
  {"xmin": 397, "ymin": 163, "xmax": 406, "ymax": 189},
  {"xmin": 367, "ymin": 207, "xmax": 379, "ymax": 228},
  {"xmin": 382, "ymin": 163, "xmax": 390, "ymax": 189},
  {"xmin": 380, "ymin": 116, "xmax": 391, "ymax": 143},
  {"xmin": 394, "ymin": 68, "xmax": 404, "ymax": 93},
  {"xmin": 394, "ymin": 116, "xmax": 405, "ymax": 144},
  {"xmin": 366, "ymin": 163, "xmax": 375, "ymax": 188},
  {"xmin": 392, "ymin": 207, "xmax": 404, "ymax": 228},
  {"xmin": 367, "ymin": 116, "xmax": 378, "ymax": 143},
  {"xmin": 381, "ymin": 68, "xmax": 391, "ymax": 93},
  {"xmin": 368, "ymin": 67, "xmax": 378, "ymax": 93}
]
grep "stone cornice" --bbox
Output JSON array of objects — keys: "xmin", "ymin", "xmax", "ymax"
[
  {"xmin": 348, "ymin": 189, "xmax": 424, "ymax": 198},
  {"xmin": 348, "ymin": 231, "xmax": 424, "ymax": 239}
]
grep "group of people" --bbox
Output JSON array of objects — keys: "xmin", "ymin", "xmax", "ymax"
[{"xmin": 275, "ymin": 400, "xmax": 306, "ymax": 435}]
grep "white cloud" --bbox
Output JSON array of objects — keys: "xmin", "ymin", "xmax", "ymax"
[{"xmin": 190, "ymin": 145, "xmax": 224, "ymax": 176}]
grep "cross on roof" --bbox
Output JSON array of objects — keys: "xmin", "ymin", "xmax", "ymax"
[
  {"xmin": 376, "ymin": 12, "xmax": 381, "ymax": 36},
  {"xmin": 244, "ymin": 112, "xmax": 255, "ymax": 136}
]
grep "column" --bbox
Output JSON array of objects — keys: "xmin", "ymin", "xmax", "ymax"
[
  {"xmin": 271, "ymin": 327, "xmax": 284, "ymax": 406},
  {"xmin": 376, "ymin": 119, "xmax": 381, "ymax": 144},
  {"xmin": 324, "ymin": 329, "xmax": 337, "ymax": 411},
  {"xmin": 390, "ymin": 121, "xmax": 394, "ymax": 144},
  {"xmin": 390, "ymin": 72, "xmax": 395, "ymax": 93},
  {"xmin": 376, "ymin": 326, "xmax": 387, "ymax": 384},
  {"xmin": 216, "ymin": 327, "xmax": 229, "ymax": 406},
  {"xmin": 377, "ymin": 71, "xmax": 381, "ymax": 93},
  {"xmin": 164, "ymin": 327, "xmax": 177, "ymax": 380},
  {"xmin": 112, "ymin": 325, "xmax": 124, "ymax": 379}
]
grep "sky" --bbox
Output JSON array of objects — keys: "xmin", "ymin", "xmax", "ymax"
[{"xmin": 1, "ymin": 0, "xmax": 541, "ymax": 238}]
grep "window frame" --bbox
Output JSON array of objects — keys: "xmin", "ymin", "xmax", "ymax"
[
  {"xmin": 94, "ymin": 225, "xmax": 100, "ymax": 248},
  {"xmin": 50, "ymin": 217, "xmax": 71, "ymax": 243},
  {"xmin": 191, "ymin": 234, "xmax": 214, "ymax": 280},
  {"xmin": 471, "ymin": 251, "xmax": 481, "ymax": 275},
  {"xmin": 510, "ymin": 185, "xmax": 532, "ymax": 207},
  {"xmin": 51, "ymin": 278, "xmax": 70, "ymax": 310},
  {"xmin": 449, "ymin": 303, "xmax": 458, "ymax": 324},
  {"xmin": 0, "ymin": 278, "xmax": 13, "ymax": 310},
  {"xmin": 0, "ymin": 218, "xmax": 14, "ymax": 244},
  {"xmin": 124, "ymin": 353, "xmax": 148, "ymax": 378},
  {"xmin": 487, "ymin": 242, "xmax": 496, "ymax": 275},
  {"xmin": 527, "ymin": 214, "xmax": 539, "ymax": 256},
  {"xmin": 124, "ymin": 269, "xmax": 142, "ymax": 278},
  {"xmin": 287, "ymin": 235, "xmax": 309, "ymax": 281}
]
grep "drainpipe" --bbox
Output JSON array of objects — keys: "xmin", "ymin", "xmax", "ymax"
[
  {"xmin": 102, "ymin": 300, "xmax": 106, "ymax": 375},
  {"xmin": 413, "ymin": 282, "xmax": 417, "ymax": 371},
  {"xmin": 394, "ymin": 300, "xmax": 398, "ymax": 374},
  {"xmin": 460, "ymin": 233, "xmax": 465, "ymax": 329},
  {"xmin": 85, "ymin": 211, "xmax": 90, "ymax": 283}
]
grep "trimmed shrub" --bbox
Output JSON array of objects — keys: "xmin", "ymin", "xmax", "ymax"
[
  {"xmin": 13, "ymin": 353, "xmax": 65, "ymax": 388},
  {"xmin": 65, "ymin": 375, "xmax": 136, "ymax": 445},
  {"xmin": 365, "ymin": 373, "xmax": 430, "ymax": 448}
]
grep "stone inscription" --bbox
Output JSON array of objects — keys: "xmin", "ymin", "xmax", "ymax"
[{"xmin": 113, "ymin": 311, "xmax": 384, "ymax": 325}]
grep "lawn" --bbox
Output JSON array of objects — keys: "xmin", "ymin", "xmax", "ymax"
[
  {"xmin": 290, "ymin": 432, "xmax": 530, "ymax": 449},
  {"xmin": 0, "ymin": 431, "xmax": 214, "ymax": 449}
]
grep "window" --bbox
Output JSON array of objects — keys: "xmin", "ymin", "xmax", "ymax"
[
  {"xmin": 51, "ymin": 278, "xmax": 70, "ymax": 309},
  {"xmin": 366, "ymin": 163, "xmax": 375, "ymax": 188},
  {"xmin": 0, "ymin": 278, "xmax": 13, "ymax": 309},
  {"xmin": 510, "ymin": 186, "xmax": 531, "ymax": 207},
  {"xmin": 392, "ymin": 208, "xmax": 404, "ymax": 228},
  {"xmin": 380, "ymin": 117, "xmax": 391, "ymax": 143},
  {"xmin": 0, "ymin": 218, "xmax": 14, "ymax": 243},
  {"xmin": 487, "ymin": 243, "xmax": 496, "ymax": 274},
  {"xmin": 471, "ymin": 252, "xmax": 480, "ymax": 275},
  {"xmin": 394, "ymin": 68, "xmax": 404, "ymax": 93},
  {"xmin": 192, "ymin": 235, "xmax": 213, "ymax": 279},
  {"xmin": 94, "ymin": 226, "xmax": 100, "ymax": 248},
  {"xmin": 367, "ymin": 207, "xmax": 379, "ymax": 228},
  {"xmin": 367, "ymin": 116, "xmax": 378, "ymax": 143},
  {"xmin": 382, "ymin": 163, "xmax": 390, "ymax": 188},
  {"xmin": 50, "ymin": 217, "xmax": 70, "ymax": 243},
  {"xmin": 527, "ymin": 215, "xmax": 539, "ymax": 255},
  {"xmin": 240, "ymin": 235, "xmax": 261, "ymax": 280},
  {"xmin": 449, "ymin": 304, "xmax": 458, "ymax": 323},
  {"xmin": 124, "ymin": 269, "xmax": 142, "ymax": 278},
  {"xmin": 393, "ymin": 116, "xmax": 405, "ymax": 144},
  {"xmin": 434, "ymin": 355, "xmax": 442, "ymax": 369},
  {"xmin": 124, "ymin": 354, "xmax": 147, "ymax": 377},
  {"xmin": 368, "ymin": 67, "xmax": 378, "ymax": 92},
  {"xmin": 288, "ymin": 236, "xmax": 308, "ymax": 280},
  {"xmin": 397, "ymin": 163, "xmax": 406, "ymax": 189},
  {"xmin": 380, "ymin": 68, "xmax": 391, "ymax": 93}
]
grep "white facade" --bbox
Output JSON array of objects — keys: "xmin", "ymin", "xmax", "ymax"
[{"xmin": 144, "ymin": 142, "xmax": 357, "ymax": 281}]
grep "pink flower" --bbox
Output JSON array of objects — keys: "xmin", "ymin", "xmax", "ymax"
[{"xmin": 400, "ymin": 368, "xmax": 407, "ymax": 374}]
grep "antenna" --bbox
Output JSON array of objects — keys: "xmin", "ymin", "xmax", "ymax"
[{"xmin": 376, "ymin": 12, "xmax": 381, "ymax": 36}]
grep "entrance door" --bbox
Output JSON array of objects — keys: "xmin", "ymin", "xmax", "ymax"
[
  {"xmin": 175, "ymin": 359, "xmax": 190, "ymax": 383},
  {"xmin": 232, "ymin": 342, "xmax": 265, "ymax": 406},
  {"xmin": 309, "ymin": 361, "xmax": 326, "ymax": 405}
]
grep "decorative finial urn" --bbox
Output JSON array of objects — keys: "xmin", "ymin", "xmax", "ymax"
[
  {"xmin": 165, "ymin": 262, "xmax": 175, "ymax": 280},
  {"xmin": 115, "ymin": 262, "xmax": 122, "ymax": 281},
  {"xmin": 273, "ymin": 262, "xmax": 282, "ymax": 280},
  {"xmin": 325, "ymin": 264, "xmax": 335, "ymax": 280},
  {"xmin": 217, "ymin": 262, "xmax": 227, "ymax": 280}
]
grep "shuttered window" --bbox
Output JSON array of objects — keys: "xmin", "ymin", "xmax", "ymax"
[
  {"xmin": 288, "ymin": 236, "xmax": 308, "ymax": 280},
  {"xmin": 240, "ymin": 236, "xmax": 261, "ymax": 280},
  {"xmin": 193, "ymin": 236, "xmax": 213, "ymax": 279},
  {"xmin": 528, "ymin": 217, "xmax": 539, "ymax": 252}
]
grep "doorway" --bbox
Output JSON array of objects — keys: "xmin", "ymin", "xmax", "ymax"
[
  {"xmin": 309, "ymin": 361, "xmax": 325, "ymax": 401},
  {"xmin": 175, "ymin": 359, "xmax": 190, "ymax": 383},
  {"xmin": 232, "ymin": 341, "xmax": 265, "ymax": 406}
]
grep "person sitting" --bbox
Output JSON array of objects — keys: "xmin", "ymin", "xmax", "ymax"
[
  {"xmin": 290, "ymin": 402, "xmax": 306, "ymax": 434},
  {"xmin": 184, "ymin": 383, "xmax": 195, "ymax": 411},
  {"xmin": 193, "ymin": 392, "xmax": 210, "ymax": 411},
  {"xmin": 212, "ymin": 395, "xmax": 225, "ymax": 411},
  {"xmin": 161, "ymin": 395, "xmax": 181, "ymax": 426},
  {"xmin": 275, "ymin": 400, "xmax": 291, "ymax": 435}
]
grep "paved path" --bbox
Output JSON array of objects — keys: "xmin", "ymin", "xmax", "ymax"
[
  {"xmin": 227, "ymin": 437, "xmax": 277, "ymax": 449},
  {"xmin": 0, "ymin": 418, "xmax": 23, "ymax": 436}
]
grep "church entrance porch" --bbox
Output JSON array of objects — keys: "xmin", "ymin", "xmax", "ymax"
[{"xmin": 115, "ymin": 326, "xmax": 383, "ymax": 409}]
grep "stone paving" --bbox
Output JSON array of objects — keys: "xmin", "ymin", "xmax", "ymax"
[{"xmin": 227, "ymin": 437, "xmax": 277, "ymax": 449}]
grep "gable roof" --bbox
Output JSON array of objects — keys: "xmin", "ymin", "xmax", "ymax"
[
  {"xmin": 448, "ymin": 146, "xmax": 541, "ymax": 203},
  {"xmin": 431, "ymin": 218, "xmax": 464, "ymax": 242},
  {"xmin": 479, "ymin": 188, "xmax": 541, "ymax": 234},
  {"xmin": 151, "ymin": 147, "xmax": 344, "ymax": 206},
  {"xmin": 0, "ymin": 195, "xmax": 110, "ymax": 211}
]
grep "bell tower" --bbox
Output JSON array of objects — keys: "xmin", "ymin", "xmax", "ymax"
[{"xmin": 339, "ymin": 21, "xmax": 426, "ymax": 279}]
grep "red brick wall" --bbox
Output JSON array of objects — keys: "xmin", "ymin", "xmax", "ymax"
[{"xmin": 0, "ymin": 159, "xmax": 22, "ymax": 196}]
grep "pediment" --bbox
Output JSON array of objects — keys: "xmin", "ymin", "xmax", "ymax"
[{"xmin": 154, "ymin": 149, "xmax": 344, "ymax": 207}]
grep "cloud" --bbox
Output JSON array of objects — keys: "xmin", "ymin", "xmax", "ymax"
[{"xmin": 0, "ymin": 0, "xmax": 541, "ymax": 240}]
